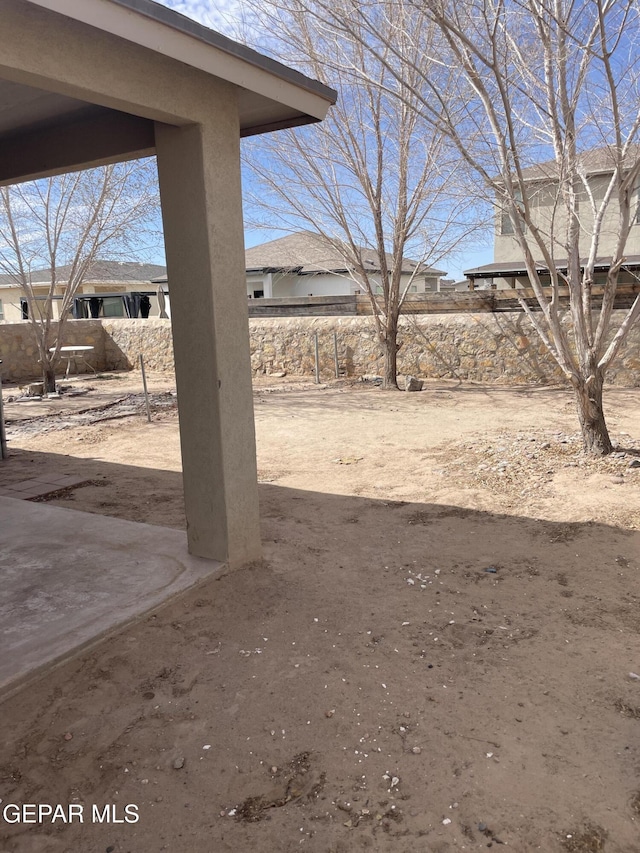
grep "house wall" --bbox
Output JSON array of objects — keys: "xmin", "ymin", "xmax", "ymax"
[
  {"xmin": 0, "ymin": 286, "xmax": 67, "ymax": 322},
  {"xmin": 494, "ymin": 176, "xmax": 640, "ymax": 263},
  {"xmin": 2, "ymin": 313, "xmax": 638, "ymax": 387},
  {"xmin": 247, "ymin": 271, "xmax": 439, "ymax": 299},
  {"xmin": 247, "ymin": 272, "xmax": 360, "ymax": 299},
  {"xmin": 276, "ymin": 273, "xmax": 356, "ymax": 298},
  {"xmin": 0, "ymin": 287, "xmax": 27, "ymax": 322},
  {"xmin": 0, "ymin": 284, "xmax": 165, "ymax": 322},
  {"xmin": 246, "ymin": 272, "xmax": 270, "ymax": 298}
]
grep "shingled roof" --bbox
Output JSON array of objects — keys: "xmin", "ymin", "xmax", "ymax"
[
  {"xmin": 244, "ymin": 232, "xmax": 445, "ymax": 276},
  {"xmin": 517, "ymin": 144, "xmax": 640, "ymax": 182},
  {"xmin": 464, "ymin": 255, "xmax": 640, "ymax": 279},
  {"xmin": 0, "ymin": 260, "xmax": 166, "ymax": 285}
]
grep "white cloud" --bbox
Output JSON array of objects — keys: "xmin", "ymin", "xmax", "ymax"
[
  {"xmin": 154, "ymin": 1, "xmax": 283, "ymax": 64},
  {"xmin": 155, "ymin": 0, "xmax": 246, "ymax": 38}
]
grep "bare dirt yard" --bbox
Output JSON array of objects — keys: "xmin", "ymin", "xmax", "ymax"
[{"xmin": 1, "ymin": 371, "xmax": 640, "ymax": 853}]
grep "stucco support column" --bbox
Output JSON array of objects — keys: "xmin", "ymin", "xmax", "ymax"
[
  {"xmin": 154, "ymin": 100, "xmax": 261, "ymax": 566},
  {"xmin": 263, "ymin": 273, "xmax": 274, "ymax": 298}
]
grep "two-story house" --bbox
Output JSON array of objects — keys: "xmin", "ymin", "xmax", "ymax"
[{"xmin": 463, "ymin": 147, "xmax": 640, "ymax": 290}]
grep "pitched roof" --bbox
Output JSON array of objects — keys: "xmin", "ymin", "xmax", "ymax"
[
  {"xmin": 0, "ymin": 260, "xmax": 167, "ymax": 285},
  {"xmin": 464, "ymin": 256, "xmax": 640, "ymax": 279},
  {"xmin": 518, "ymin": 144, "xmax": 640, "ymax": 182},
  {"xmin": 244, "ymin": 232, "xmax": 445, "ymax": 276}
]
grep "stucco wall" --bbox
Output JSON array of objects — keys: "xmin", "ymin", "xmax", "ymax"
[
  {"xmin": 1, "ymin": 313, "xmax": 639, "ymax": 387},
  {"xmin": 246, "ymin": 271, "xmax": 441, "ymax": 300},
  {"xmin": 494, "ymin": 184, "xmax": 640, "ymax": 264}
]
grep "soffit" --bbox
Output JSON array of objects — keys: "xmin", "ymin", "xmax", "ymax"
[{"xmin": 20, "ymin": 0, "xmax": 337, "ymax": 133}]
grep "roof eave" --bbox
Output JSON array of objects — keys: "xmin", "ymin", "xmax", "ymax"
[
  {"xmin": 27, "ymin": 0, "xmax": 337, "ymax": 128},
  {"xmin": 464, "ymin": 255, "xmax": 640, "ymax": 278}
]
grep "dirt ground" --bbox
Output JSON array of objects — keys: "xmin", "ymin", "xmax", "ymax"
[{"xmin": 1, "ymin": 371, "xmax": 640, "ymax": 853}]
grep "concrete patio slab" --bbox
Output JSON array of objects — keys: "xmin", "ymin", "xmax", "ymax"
[
  {"xmin": 0, "ymin": 496, "xmax": 222, "ymax": 696},
  {"xmin": 0, "ymin": 475, "xmax": 90, "ymax": 500}
]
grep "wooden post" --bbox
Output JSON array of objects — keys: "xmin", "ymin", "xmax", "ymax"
[
  {"xmin": 333, "ymin": 331, "xmax": 340, "ymax": 378},
  {"xmin": 139, "ymin": 354, "xmax": 152, "ymax": 423},
  {"xmin": 314, "ymin": 332, "xmax": 320, "ymax": 384}
]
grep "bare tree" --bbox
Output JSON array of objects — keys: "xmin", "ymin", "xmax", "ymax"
[
  {"xmin": 242, "ymin": 1, "xmax": 482, "ymax": 388},
  {"xmin": 300, "ymin": 0, "xmax": 640, "ymax": 453},
  {"xmin": 0, "ymin": 158, "xmax": 160, "ymax": 393}
]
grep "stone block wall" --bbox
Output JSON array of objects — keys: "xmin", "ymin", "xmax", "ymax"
[
  {"xmin": 1, "ymin": 312, "xmax": 638, "ymax": 387},
  {"xmin": 248, "ymin": 313, "xmax": 640, "ymax": 387},
  {"xmin": 0, "ymin": 320, "xmax": 105, "ymax": 384},
  {"xmin": 102, "ymin": 318, "xmax": 174, "ymax": 372}
]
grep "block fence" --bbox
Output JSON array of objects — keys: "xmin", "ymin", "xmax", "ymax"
[{"xmin": 1, "ymin": 313, "xmax": 638, "ymax": 387}]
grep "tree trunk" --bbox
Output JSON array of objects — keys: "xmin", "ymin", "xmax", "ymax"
[
  {"xmin": 42, "ymin": 362, "xmax": 56, "ymax": 395},
  {"xmin": 382, "ymin": 324, "xmax": 399, "ymax": 389},
  {"xmin": 572, "ymin": 371, "xmax": 613, "ymax": 456}
]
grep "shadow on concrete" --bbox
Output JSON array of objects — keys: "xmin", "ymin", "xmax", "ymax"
[{"xmin": 0, "ymin": 476, "xmax": 219, "ymax": 697}]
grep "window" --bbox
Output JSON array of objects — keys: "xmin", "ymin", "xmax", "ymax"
[
  {"xmin": 500, "ymin": 189, "xmax": 523, "ymax": 235},
  {"xmin": 102, "ymin": 297, "xmax": 125, "ymax": 318},
  {"xmin": 253, "ymin": 290, "xmax": 264, "ymax": 299},
  {"xmin": 500, "ymin": 207, "xmax": 514, "ymax": 235}
]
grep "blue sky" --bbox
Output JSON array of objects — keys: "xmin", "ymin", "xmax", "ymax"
[
  {"xmin": 155, "ymin": 0, "xmax": 244, "ymax": 31},
  {"xmin": 153, "ymin": 1, "xmax": 493, "ymax": 280}
]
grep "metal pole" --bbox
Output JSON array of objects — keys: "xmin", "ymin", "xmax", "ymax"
[
  {"xmin": 139, "ymin": 354, "xmax": 152, "ymax": 423},
  {"xmin": 314, "ymin": 332, "xmax": 320, "ymax": 384},
  {"xmin": 333, "ymin": 332, "xmax": 340, "ymax": 379},
  {"xmin": 0, "ymin": 361, "xmax": 7, "ymax": 459}
]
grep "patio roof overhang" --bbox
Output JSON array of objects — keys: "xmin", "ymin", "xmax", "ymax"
[
  {"xmin": 0, "ymin": 0, "xmax": 337, "ymax": 186},
  {"xmin": 464, "ymin": 255, "xmax": 640, "ymax": 280}
]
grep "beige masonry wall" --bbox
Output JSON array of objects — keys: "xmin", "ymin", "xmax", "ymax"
[
  {"xmin": 1, "ymin": 313, "xmax": 639, "ymax": 387},
  {"xmin": 0, "ymin": 320, "xmax": 106, "ymax": 384},
  {"xmin": 248, "ymin": 314, "xmax": 639, "ymax": 386},
  {"xmin": 103, "ymin": 319, "xmax": 176, "ymax": 373}
]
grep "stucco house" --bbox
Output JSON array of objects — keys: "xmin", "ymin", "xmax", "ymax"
[
  {"xmin": 0, "ymin": 260, "xmax": 167, "ymax": 322},
  {"xmin": 244, "ymin": 232, "xmax": 446, "ymax": 298},
  {"xmin": 464, "ymin": 147, "xmax": 640, "ymax": 289}
]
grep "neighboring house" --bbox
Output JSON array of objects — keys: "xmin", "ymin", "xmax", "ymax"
[
  {"xmin": 464, "ymin": 147, "xmax": 640, "ymax": 289},
  {"xmin": 244, "ymin": 232, "xmax": 446, "ymax": 298},
  {"xmin": 0, "ymin": 261, "xmax": 167, "ymax": 322},
  {"xmin": 439, "ymin": 278, "xmax": 471, "ymax": 292}
]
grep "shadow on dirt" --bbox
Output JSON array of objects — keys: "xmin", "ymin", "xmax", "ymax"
[{"xmin": 1, "ymin": 446, "xmax": 639, "ymax": 853}]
